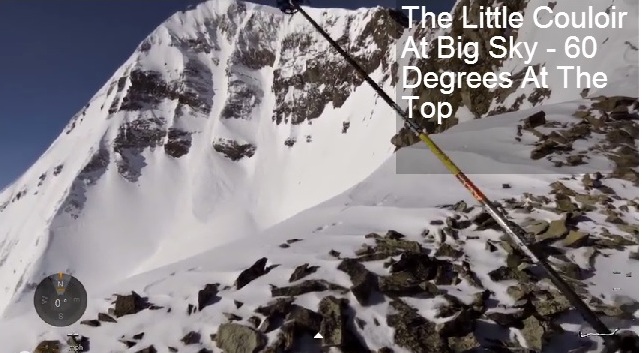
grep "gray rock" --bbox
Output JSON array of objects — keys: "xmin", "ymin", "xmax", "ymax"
[
  {"xmin": 318, "ymin": 296, "xmax": 346, "ymax": 346},
  {"xmin": 386, "ymin": 299, "xmax": 448, "ymax": 352},
  {"xmin": 519, "ymin": 315, "xmax": 561, "ymax": 351},
  {"xmin": 215, "ymin": 323, "xmax": 266, "ymax": 353},
  {"xmin": 447, "ymin": 332, "xmax": 479, "ymax": 352},
  {"xmin": 523, "ymin": 218, "xmax": 549, "ymax": 235},
  {"xmin": 532, "ymin": 289, "xmax": 571, "ymax": 317},
  {"xmin": 562, "ymin": 230, "xmax": 590, "ymax": 247},
  {"xmin": 537, "ymin": 218, "xmax": 569, "ymax": 241}
]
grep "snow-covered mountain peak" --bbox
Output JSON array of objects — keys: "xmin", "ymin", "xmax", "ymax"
[{"xmin": 0, "ymin": 0, "xmax": 407, "ymax": 317}]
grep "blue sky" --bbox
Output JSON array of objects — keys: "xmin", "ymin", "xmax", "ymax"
[{"xmin": 0, "ymin": 0, "xmax": 453, "ymax": 190}]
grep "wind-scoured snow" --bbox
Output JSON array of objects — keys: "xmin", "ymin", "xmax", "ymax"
[{"xmin": 0, "ymin": 0, "xmax": 638, "ymax": 352}]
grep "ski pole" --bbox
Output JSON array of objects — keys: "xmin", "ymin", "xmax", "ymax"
[{"xmin": 277, "ymin": 0, "xmax": 624, "ymax": 351}]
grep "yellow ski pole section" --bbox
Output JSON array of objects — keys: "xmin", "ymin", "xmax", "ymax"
[
  {"xmin": 279, "ymin": 1, "xmax": 626, "ymax": 351},
  {"xmin": 417, "ymin": 133, "xmax": 486, "ymax": 202}
]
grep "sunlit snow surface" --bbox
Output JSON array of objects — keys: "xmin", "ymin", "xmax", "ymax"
[{"xmin": 0, "ymin": 0, "xmax": 638, "ymax": 351}]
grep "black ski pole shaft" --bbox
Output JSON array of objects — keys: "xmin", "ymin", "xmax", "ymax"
[{"xmin": 280, "ymin": 1, "xmax": 621, "ymax": 351}]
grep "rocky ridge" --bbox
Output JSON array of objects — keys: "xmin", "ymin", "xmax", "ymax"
[{"xmin": 33, "ymin": 147, "xmax": 638, "ymax": 352}]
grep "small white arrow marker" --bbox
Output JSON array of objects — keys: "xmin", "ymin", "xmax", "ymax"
[{"xmin": 314, "ymin": 332, "xmax": 323, "ymax": 339}]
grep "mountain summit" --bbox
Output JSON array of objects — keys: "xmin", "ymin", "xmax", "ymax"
[
  {"xmin": 0, "ymin": 0, "xmax": 406, "ymax": 315},
  {"xmin": 0, "ymin": 0, "xmax": 638, "ymax": 352}
]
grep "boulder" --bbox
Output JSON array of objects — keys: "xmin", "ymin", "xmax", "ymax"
[
  {"xmin": 337, "ymin": 258, "xmax": 380, "ymax": 305},
  {"xmin": 235, "ymin": 258, "xmax": 270, "ymax": 290},
  {"xmin": 114, "ymin": 291, "xmax": 149, "ymax": 317},
  {"xmin": 215, "ymin": 323, "xmax": 266, "ymax": 353}
]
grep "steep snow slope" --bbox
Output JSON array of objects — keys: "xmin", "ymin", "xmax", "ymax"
[{"xmin": 0, "ymin": 0, "xmax": 405, "ymax": 316}]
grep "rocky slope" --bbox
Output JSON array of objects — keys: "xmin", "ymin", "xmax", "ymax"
[{"xmin": 23, "ymin": 100, "xmax": 639, "ymax": 353}]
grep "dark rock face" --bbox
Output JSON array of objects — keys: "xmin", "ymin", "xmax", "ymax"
[
  {"xmin": 231, "ymin": 11, "xmax": 278, "ymax": 70},
  {"xmin": 172, "ymin": 35, "xmax": 215, "ymax": 54},
  {"xmin": 164, "ymin": 128, "xmax": 192, "ymax": 158},
  {"xmin": 113, "ymin": 117, "xmax": 166, "ymax": 182},
  {"xmin": 119, "ymin": 69, "xmax": 212, "ymax": 114},
  {"xmin": 272, "ymin": 8, "xmax": 404, "ymax": 125},
  {"xmin": 61, "ymin": 145, "xmax": 111, "ymax": 219},
  {"xmin": 80, "ymin": 147, "xmax": 111, "ymax": 182},
  {"xmin": 119, "ymin": 71, "xmax": 170, "ymax": 111},
  {"xmin": 179, "ymin": 58, "xmax": 215, "ymax": 115},
  {"xmin": 213, "ymin": 139, "xmax": 256, "ymax": 161},
  {"xmin": 220, "ymin": 76, "xmax": 265, "ymax": 120}
]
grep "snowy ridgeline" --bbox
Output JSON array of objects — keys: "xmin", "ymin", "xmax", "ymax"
[{"xmin": 0, "ymin": 0, "xmax": 638, "ymax": 352}]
